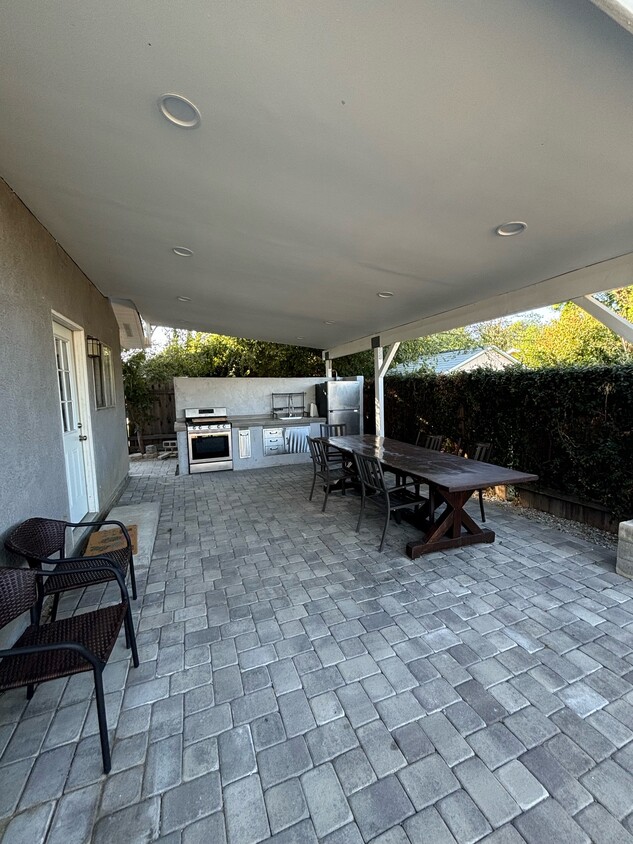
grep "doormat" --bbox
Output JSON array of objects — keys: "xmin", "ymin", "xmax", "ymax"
[{"xmin": 84, "ymin": 524, "xmax": 138, "ymax": 556}]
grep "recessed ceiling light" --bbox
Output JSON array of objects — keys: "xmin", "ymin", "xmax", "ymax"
[
  {"xmin": 324, "ymin": 320, "xmax": 336, "ymax": 325},
  {"xmin": 495, "ymin": 221, "xmax": 527, "ymax": 237},
  {"xmin": 172, "ymin": 246, "xmax": 193, "ymax": 257},
  {"xmin": 158, "ymin": 94, "xmax": 201, "ymax": 129},
  {"xmin": 377, "ymin": 291, "xmax": 394, "ymax": 298},
  {"xmin": 296, "ymin": 336, "xmax": 304, "ymax": 340},
  {"xmin": 177, "ymin": 296, "xmax": 191, "ymax": 302}
]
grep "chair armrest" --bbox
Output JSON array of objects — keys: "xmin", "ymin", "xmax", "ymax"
[
  {"xmin": 67, "ymin": 520, "xmax": 132, "ymax": 550},
  {"xmin": 0, "ymin": 640, "xmax": 101, "ymax": 671},
  {"xmin": 390, "ymin": 478, "xmax": 423, "ymax": 492},
  {"xmin": 34, "ymin": 559, "xmax": 131, "ymax": 603}
]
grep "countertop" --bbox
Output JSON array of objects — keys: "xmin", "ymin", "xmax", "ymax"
[
  {"xmin": 229, "ymin": 415, "xmax": 325, "ymax": 428},
  {"xmin": 174, "ymin": 416, "xmax": 325, "ymax": 432}
]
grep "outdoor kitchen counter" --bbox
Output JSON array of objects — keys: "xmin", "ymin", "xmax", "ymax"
[
  {"xmin": 174, "ymin": 416, "xmax": 326, "ymax": 474},
  {"xmin": 174, "ymin": 416, "xmax": 326, "ymax": 431},
  {"xmin": 229, "ymin": 415, "xmax": 326, "ymax": 428}
]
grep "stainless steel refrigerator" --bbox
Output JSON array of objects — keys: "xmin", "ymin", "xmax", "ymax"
[{"xmin": 315, "ymin": 380, "xmax": 362, "ymax": 435}]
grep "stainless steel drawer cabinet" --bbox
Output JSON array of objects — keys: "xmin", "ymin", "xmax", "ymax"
[
  {"xmin": 263, "ymin": 428, "xmax": 285, "ymax": 456},
  {"xmin": 263, "ymin": 425, "xmax": 310, "ymax": 456}
]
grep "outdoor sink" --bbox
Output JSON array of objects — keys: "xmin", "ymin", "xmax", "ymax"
[{"xmin": 277, "ymin": 415, "xmax": 304, "ymax": 420}]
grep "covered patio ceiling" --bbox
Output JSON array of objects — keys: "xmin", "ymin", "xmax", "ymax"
[{"xmin": 1, "ymin": 1, "xmax": 633, "ymax": 356}]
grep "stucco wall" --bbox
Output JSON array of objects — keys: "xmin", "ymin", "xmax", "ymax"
[
  {"xmin": 0, "ymin": 178, "xmax": 129, "ymax": 559},
  {"xmin": 173, "ymin": 377, "xmax": 332, "ymax": 419}
]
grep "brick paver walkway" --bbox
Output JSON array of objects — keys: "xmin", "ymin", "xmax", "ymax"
[{"xmin": 2, "ymin": 459, "xmax": 633, "ymax": 843}]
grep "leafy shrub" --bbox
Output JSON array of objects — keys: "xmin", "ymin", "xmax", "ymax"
[{"xmin": 365, "ymin": 365, "xmax": 633, "ymax": 519}]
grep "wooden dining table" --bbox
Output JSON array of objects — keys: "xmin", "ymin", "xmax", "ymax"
[{"xmin": 324, "ymin": 434, "xmax": 538, "ymax": 559}]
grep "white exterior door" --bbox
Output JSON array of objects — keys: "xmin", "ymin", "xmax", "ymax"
[{"xmin": 54, "ymin": 323, "xmax": 89, "ymax": 522}]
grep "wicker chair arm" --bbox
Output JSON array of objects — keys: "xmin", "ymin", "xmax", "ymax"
[
  {"xmin": 67, "ymin": 520, "xmax": 132, "ymax": 550},
  {"xmin": 33, "ymin": 559, "xmax": 130, "ymax": 602},
  {"xmin": 0, "ymin": 640, "xmax": 101, "ymax": 671}
]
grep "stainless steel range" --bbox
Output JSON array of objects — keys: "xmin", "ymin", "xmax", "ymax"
[{"xmin": 185, "ymin": 407, "xmax": 233, "ymax": 473}]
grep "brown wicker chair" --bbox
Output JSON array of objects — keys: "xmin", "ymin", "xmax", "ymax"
[
  {"xmin": 0, "ymin": 563, "xmax": 138, "ymax": 773},
  {"xmin": 5, "ymin": 517, "xmax": 137, "ymax": 623}
]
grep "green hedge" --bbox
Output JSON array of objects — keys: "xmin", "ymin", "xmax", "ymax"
[{"xmin": 365, "ymin": 365, "xmax": 633, "ymax": 519}]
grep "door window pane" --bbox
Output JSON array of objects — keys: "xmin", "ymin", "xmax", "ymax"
[{"xmin": 55, "ymin": 337, "xmax": 75, "ymax": 432}]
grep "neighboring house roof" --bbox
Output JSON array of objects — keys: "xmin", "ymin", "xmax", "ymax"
[{"xmin": 391, "ymin": 346, "xmax": 519, "ymax": 376}]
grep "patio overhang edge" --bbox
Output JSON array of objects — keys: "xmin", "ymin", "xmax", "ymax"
[
  {"xmin": 589, "ymin": 0, "xmax": 633, "ymax": 35},
  {"xmin": 322, "ymin": 251, "xmax": 633, "ymax": 360}
]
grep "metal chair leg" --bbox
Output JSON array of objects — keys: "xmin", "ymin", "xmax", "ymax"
[
  {"xmin": 378, "ymin": 492, "xmax": 390, "ymax": 552},
  {"xmin": 93, "ymin": 667, "xmax": 111, "ymax": 773},
  {"xmin": 50, "ymin": 593, "xmax": 61, "ymax": 623},
  {"xmin": 309, "ymin": 470, "xmax": 317, "ymax": 501},
  {"xmin": 124, "ymin": 605, "xmax": 140, "ymax": 668},
  {"xmin": 26, "ymin": 684, "xmax": 35, "ymax": 700},
  {"xmin": 356, "ymin": 486, "xmax": 366, "ymax": 533},
  {"xmin": 322, "ymin": 482, "xmax": 330, "ymax": 512},
  {"xmin": 129, "ymin": 557, "xmax": 137, "ymax": 601},
  {"xmin": 33, "ymin": 594, "xmax": 44, "ymax": 625},
  {"xmin": 479, "ymin": 490, "xmax": 486, "ymax": 522}
]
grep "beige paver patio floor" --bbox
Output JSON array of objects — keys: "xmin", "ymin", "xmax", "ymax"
[{"xmin": 1, "ymin": 458, "xmax": 632, "ymax": 844}]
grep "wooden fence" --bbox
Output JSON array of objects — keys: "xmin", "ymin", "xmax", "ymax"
[{"xmin": 127, "ymin": 383, "xmax": 176, "ymax": 452}]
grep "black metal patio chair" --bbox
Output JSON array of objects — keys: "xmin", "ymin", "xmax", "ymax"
[
  {"xmin": 0, "ymin": 562, "xmax": 139, "ymax": 773},
  {"xmin": 5, "ymin": 517, "xmax": 137, "ymax": 623},
  {"xmin": 415, "ymin": 431, "xmax": 443, "ymax": 451},
  {"xmin": 353, "ymin": 452, "xmax": 427, "ymax": 552},
  {"xmin": 307, "ymin": 436, "xmax": 356, "ymax": 512},
  {"xmin": 319, "ymin": 423, "xmax": 353, "ymax": 469},
  {"xmin": 470, "ymin": 442, "xmax": 493, "ymax": 522},
  {"xmin": 319, "ymin": 423, "xmax": 347, "ymax": 438}
]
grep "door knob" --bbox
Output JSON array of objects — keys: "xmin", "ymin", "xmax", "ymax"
[{"xmin": 79, "ymin": 435, "xmax": 88, "ymax": 441}]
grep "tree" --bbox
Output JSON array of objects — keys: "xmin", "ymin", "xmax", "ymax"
[
  {"xmin": 471, "ymin": 314, "xmax": 545, "ymax": 353},
  {"xmin": 121, "ymin": 332, "xmax": 324, "ymax": 448},
  {"xmin": 516, "ymin": 294, "xmax": 633, "ymax": 368},
  {"xmin": 121, "ymin": 352, "xmax": 155, "ymax": 453},
  {"xmin": 136, "ymin": 331, "xmax": 323, "ymax": 381},
  {"xmin": 335, "ymin": 328, "xmax": 476, "ymax": 377}
]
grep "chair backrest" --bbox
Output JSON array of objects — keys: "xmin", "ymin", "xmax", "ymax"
[
  {"xmin": 472, "ymin": 442, "xmax": 492, "ymax": 462},
  {"xmin": 416, "ymin": 432, "xmax": 443, "ymax": 451},
  {"xmin": 0, "ymin": 567, "xmax": 38, "ymax": 630},
  {"xmin": 320, "ymin": 423, "xmax": 347, "ymax": 438},
  {"xmin": 307, "ymin": 435, "xmax": 320, "ymax": 466},
  {"xmin": 307, "ymin": 436, "xmax": 328, "ymax": 471},
  {"xmin": 353, "ymin": 452, "xmax": 386, "ymax": 494},
  {"xmin": 5, "ymin": 517, "xmax": 67, "ymax": 568}
]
